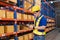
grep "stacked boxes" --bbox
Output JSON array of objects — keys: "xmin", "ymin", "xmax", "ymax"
[
  {"xmin": 35, "ymin": 0, "xmax": 41, "ymax": 6},
  {"xmin": 17, "ymin": 25, "xmax": 20, "ymax": 31},
  {"xmin": 23, "ymin": 34, "xmax": 29, "ymax": 40},
  {"xmin": 0, "ymin": 10, "xmax": 5, "ymax": 18},
  {"xmin": 5, "ymin": 25, "xmax": 14, "ymax": 33},
  {"xmin": 27, "ymin": 15, "xmax": 31, "ymax": 21},
  {"xmin": 0, "ymin": 26, "xmax": 4, "ymax": 34},
  {"xmin": 6, "ymin": 11, "xmax": 14, "ymax": 19},
  {"xmin": 28, "ymin": 33, "xmax": 33, "ymax": 40},
  {"xmin": 31, "ymin": 16, "xmax": 34, "ymax": 20},
  {"xmin": 24, "ymin": 0, "xmax": 33, "ymax": 10},
  {"xmin": 22, "ymin": 14, "xmax": 27, "ymax": 20},
  {"xmin": 22, "ymin": 26, "xmax": 29, "ymax": 30},
  {"xmin": 17, "ymin": 13, "xmax": 21, "ymax": 20},
  {"xmin": 18, "ymin": 36, "xmax": 23, "ymax": 40}
]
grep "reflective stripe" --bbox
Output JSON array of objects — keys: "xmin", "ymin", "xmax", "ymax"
[{"xmin": 33, "ymin": 15, "xmax": 46, "ymax": 35}]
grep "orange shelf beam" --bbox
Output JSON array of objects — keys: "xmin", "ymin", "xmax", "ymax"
[
  {"xmin": 0, "ymin": 29, "xmax": 33, "ymax": 37},
  {"xmin": 0, "ymin": 18, "xmax": 34, "ymax": 22}
]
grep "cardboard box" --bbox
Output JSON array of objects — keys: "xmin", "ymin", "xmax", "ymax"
[
  {"xmin": 45, "ymin": 28, "xmax": 49, "ymax": 32},
  {"xmin": 9, "ymin": 0, "xmax": 17, "ymax": 3},
  {"xmin": 6, "ymin": 11, "xmax": 14, "ymax": 19},
  {"xmin": 27, "ymin": 15, "xmax": 31, "ymax": 20},
  {"xmin": 17, "ymin": 25, "xmax": 20, "ymax": 31},
  {"xmin": 0, "ymin": 26, "xmax": 4, "ymax": 34},
  {"xmin": 18, "ymin": 36, "xmax": 23, "ymax": 40},
  {"xmin": 17, "ymin": 13, "xmax": 21, "ymax": 20},
  {"xmin": 22, "ymin": 26, "xmax": 29, "ymax": 30},
  {"xmin": 23, "ymin": 34, "xmax": 29, "ymax": 40},
  {"xmin": 5, "ymin": 25, "xmax": 14, "ymax": 33},
  {"xmin": 0, "ymin": 10, "xmax": 5, "ymax": 18},
  {"xmin": 35, "ymin": 0, "xmax": 41, "ymax": 6},
  {"xmin": 24, "ymin": 1, "xmax": 32, "ymax": 10},
  {"xmin": 22, "ymin": 14, "xmax": 27, "ymax": 20},
  {"xmin": 31, "ymin": 16, "xmax": 34, "ymax": 20},
  {"xmin": 28, "ymin": 33, "xmax": 33, "ymax": 39}
]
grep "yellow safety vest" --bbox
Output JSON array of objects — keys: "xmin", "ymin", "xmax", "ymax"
[{"xmin": 33, "ymin": 15, "xmax": 46, "ymax": 35}]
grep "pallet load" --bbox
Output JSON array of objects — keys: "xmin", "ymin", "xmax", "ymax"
[
  {"xmin": 23, "ymin": 34, "xmax": 29, "ymax": 40},
  {"xmin": 28, "ymin": 33, "xmax": 33, "ymax": 40},
  {"xmin": 35, "ymin": 0, "xmax": 41, "ymax": 6},
  {"xmin": 6, "ymin": 10, "xmax": 14, "ymax": 19},
  {"xmin": 17, "ymin": 13, "xmax": 21, "ymax": 20},
  {"xmin": 17, "ymin": 25, "xmax": 20, "ymax": 31},
  {"xmin": 31, "ymin": 16, "xmax": 34, "ymax": 21},
  {"xmin": 5, "ymin": 25, "xmax": 14, "ymax": 33},
  {"xmin": 22, "ymin": 26, "xmax": 29, "ymax": 30},
  {"xmin": 0, "ymin": 26, "xmax": 4, "ymax": 34},
  {"xmin": 24, "ymin": 0, "xmax": 33, "ymax": 10},
  {"xmin": 27, "ymin": 15, "xmax": 32, "ymax": 21},
  {"xmin": 18, "ymin": 35, "xmax": 23, "ymax": 40},
  {"xmin": 22, "ymin": 14, "xmax": 27, "ymax": 21},
  {"xmin": 0, "ymin": 10, "xmax": 5, "ymax": 18}
]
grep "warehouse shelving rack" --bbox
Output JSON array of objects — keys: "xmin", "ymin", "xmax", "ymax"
[
  {"xmin": 0, "ymin": 0, "xmax": 55, "ymax": 40},
  {"xmin": 41, "ymin": 0, "xmax": 55, "ymax": 32},
  {"xmin": 0, "ymin": 0, "xmax": 34, "ymax": 40}
]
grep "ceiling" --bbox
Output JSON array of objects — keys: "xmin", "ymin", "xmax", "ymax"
[{"xmin": 48, "ymin": 0, "xmax": 60, "ymax": 12}]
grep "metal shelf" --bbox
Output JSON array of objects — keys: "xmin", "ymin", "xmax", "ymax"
[
  {"xmin": 0, "ymin": 18, "xmax": 34, "ymax": 22},
  {"xmin": 0, "ymin": 1, "xmax": 33, "ymax": 14},
  {"xmin": 0, "ymin": 29, "xmax": 33, "ymax": 37}
]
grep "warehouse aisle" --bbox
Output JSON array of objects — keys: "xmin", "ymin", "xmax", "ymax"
[{"xmin": 46, "ymin": 28, "xmax": 60, "ymax": 40}]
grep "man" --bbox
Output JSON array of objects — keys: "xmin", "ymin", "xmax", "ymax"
[{"xmin": 27, "ymin": 5, "xmax": 47, "ymax": 40}]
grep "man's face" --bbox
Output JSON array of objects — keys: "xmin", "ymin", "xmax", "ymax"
[{"xmin": 34, "ymin": 11, "xmax": 40, "ymax": 17}]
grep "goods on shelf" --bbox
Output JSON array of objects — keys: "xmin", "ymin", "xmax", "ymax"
[
  {"xmin": 0, "ymin": 10, "xmax": 5, "ymax": 18},
  {"xmin": 35, "ymin": 0, "xmax": 41, "ymax": 6},
  {"xmin": 17, "ymin": 25, "xmax": 20, "ymax": 31},
  {"xmin": 31, "ymin": 16, "xmax": 34, "ymax": 20},
  {"xmin": 22, "ymin": 14, "xmax": 27, "ymax": 20},
  {"xmin": 24, "ymin": 0, "xmax": 33, "ymax": 10},
  {"xmin": 6, "ymin": 10, "xmax": 14, "ymax": 19},
  {"xmin": 51, "ymin": 20, "xmax": 55, "ymax": 22},
  {"xmin": 18, "ymin": 36, "xmax": 23, "ymax": 40},
  {"xmin": 49, "ymin": 27, "xmax": 52, "ymax": 30},
  {"xmin": 9, "ymin": 0, "xmax": 17, "ymax": 4},
  {"xmin": 47, "ymin": 23, "xmax": 52, "ymax": 27},
  {"xmin": 27, "ymin": 15, "xmax": 32, "ymax": 21},
  {"xmin": 22, "ymin": 26, "xmax": 29, "ymax": 30},
  {"xmin": 0, "ymin": 26, "xmax": 4, "ymax": 34},
  {"xmin": 28, "ymin": 33, "xmax": 33, "ymax": 40},
  {"xmin": 45, "ymin": 28, "xmax": 49, "ymax": 32},
  {"xmin": 23, "ymin": 34, "xmax": 29, "ymax": 40},
  {"xmin": 5, "ymin": 25, "xmax": 14, "ymax": 33},
  {"xmin": 17, "ymin": 13, "xmax": 21, "ymax": 20}
]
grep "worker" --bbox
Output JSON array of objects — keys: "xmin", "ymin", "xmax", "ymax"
[{"xmin": 27, "ymin": 5, "xmax": 47, "ymax": 40}]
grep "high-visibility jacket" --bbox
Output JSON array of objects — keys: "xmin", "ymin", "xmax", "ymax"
[{"xmin": 33, "ymin": 15, "xmax": 46, "ymax": 35}]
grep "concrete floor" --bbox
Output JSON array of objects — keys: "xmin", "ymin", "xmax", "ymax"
[{"xmin": 46, "ymin": 28, "xmax": 60, "ymax": 40}]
